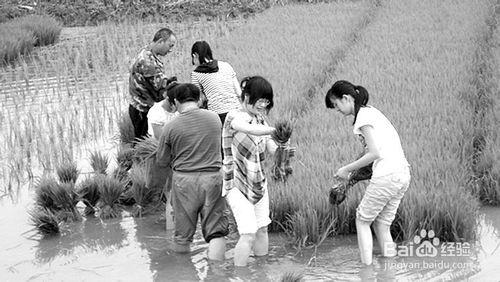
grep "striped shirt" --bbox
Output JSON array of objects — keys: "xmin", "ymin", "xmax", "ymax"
[
  {"xmin": 191, "ymin": 61, "xmax": 241, "ymax": 114},
  {"xmin": 222, "ymin": 109, "xmax": 270, "ymax": 204},
  {"xmin": 156, "ymin": 108, "xmax": 222, "ymax": 172}
]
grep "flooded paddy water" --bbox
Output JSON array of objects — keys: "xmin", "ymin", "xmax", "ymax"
[
  {"xmin": 1, "ymin": 173, "xmax": 500, "ymax": 281},
  {"xmin": 0, "ymin": 136, "xmax": 499, "ymax": 281}
]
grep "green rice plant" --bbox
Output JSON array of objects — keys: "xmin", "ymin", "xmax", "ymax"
[
  {"xmin": 13, "ymin": 15, "xmax": 62, "ymax": 46},
  {"xmin": 117, "ymin": 111, "xmax": 135, "ymax": 146},
  {"xmin": 133, "ymin": 136, "xmax": 159, "ymax": 164},
  {"xmin": 34, "ymin": 176, "xmax": 61, "ymax": 211},
  {"xmin": 77, "ymin": 176, "xmax": 101, "ymax": 216},
  {"xmin": 55, "ymin": 160, "xmax": 79, "ymax": 184},
  {"xmin": 34, "ymin": 176, "xmax": 81, "ymax": 222},
  {"xmin": 272, "ymin": 120, "xmax": 293, "ymax": 144},
  {"xmin": 96, "ymin": 174, "xmax": 123, "ymax": 219},
  {"xmin": 0, "ymin": 26, "xmax": 35, "ymax": 65},
  {"xmin": 272, "ymin": 0, "xmax": 492, "ymax": 244},
  {"xmin": 29, "ymin": 207, "xmax": 60, "ymax": 237},
  {"xmin": 116, "ymin": 145, "xmax": 135, "ymax": 172},
  {"xmin": 129, "ymin": 164, "xmax": 156, "ymax": 217},
  {"xmin": 89, "ymin": 150, "xmax": 109, "ymax": 175}
]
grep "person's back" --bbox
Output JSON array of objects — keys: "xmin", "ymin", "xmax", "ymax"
[
  {"xmin": 153, "ymin": 82, "xmax": 228, "ymax": 261},
  {"xmin": 353, "ymin": 106, "xmax": 409, "ymax": 177},
  {"xmin": 161, "ymin": 108, "xmax": 222, "ymax": 172},
  {"xmin": 191, "ymin": 61, "xmax": 241, "ymax": 114}
]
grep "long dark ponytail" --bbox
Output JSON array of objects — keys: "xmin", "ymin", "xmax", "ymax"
[{"xmin": 325, "ymin": 80, "xmax": 369, "ymax": 124}]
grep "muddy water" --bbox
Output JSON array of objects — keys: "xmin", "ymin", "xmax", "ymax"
[
  {"xmin": 1, "ymin": 173, "xmax": 499, "ymax": 282},
  {"xmin": 1, "ymin": 132, "xmax": 499, "ymax": 282}
]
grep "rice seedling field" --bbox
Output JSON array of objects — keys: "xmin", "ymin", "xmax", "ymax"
[
  {"xmin": 282, "ymin": 0, "xmax": 498, "ymax": 244},
  {"xmin": 1, "ymin": 0, "xmax": 500, "ymax": 279}
]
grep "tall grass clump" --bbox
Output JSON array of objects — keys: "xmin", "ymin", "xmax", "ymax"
[
  {"xmin": 0, "ymin": 14, "xmax": 61, "ymax": 66},
  {"xmin": 12, "ymin": 15, "xmax": 62, "ymax": 46},
  {"xmin": 0, "ymin": 27, "xmax": 35, "ymax": 65}
]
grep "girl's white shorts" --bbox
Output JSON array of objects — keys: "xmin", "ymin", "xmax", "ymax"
[{"xmin": 226, "ymin": 184, "xmax": 271, "ymax": 234}]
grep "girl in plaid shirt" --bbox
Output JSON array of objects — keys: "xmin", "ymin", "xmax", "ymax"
[{"xmin": 222, "ymin": 76, "xmax": 278, "ymax": 267}]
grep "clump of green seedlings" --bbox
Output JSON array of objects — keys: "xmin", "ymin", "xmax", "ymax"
[
  {"xmin": 96, "ymin": 174, "xmax": 123, "ymax": 219},
  {"xmin": 113, "ymin": 145, "xmax": 135, "ymax": 205},
  {"xmin": 56, "ymin": 160, "xmax": 79, "ymax": 184},
  {"xmin": 133, "ymin": 136, "xmax": 159, "ymax": 163},
  {"xmin": 129, "ymin": 164, "xmax": 156, "ymax": 217},
  {"xmin": 89, "ymin": 150, "xmax": 109, "ymax": 175},
  {"xmin": 29, "ymin": 208, "xmax": 60, "ymax": 237},
  {"xmin": 77, "ymin": 177, "xmax": 101, "ymax": 216},
  {"xmin": 117, "ymin": 112, "xmax": 135, "ymax": 146},
  {"xmin": 271, "ymin": 120, "xmax": 294, "ymax": 182},
  {"xmin": 30, "ymin": 175, "xmax": 82, "ymax": 236}
]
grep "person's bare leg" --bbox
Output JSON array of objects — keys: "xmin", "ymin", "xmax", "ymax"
[
  {"xmin": 207, "ymin": 237, "xmax": 226, "ymax": 261},
  {"xmin": 234, "ymin": 234, "xmax": 255, "ymax": 266},
  {"xmin": 253, "ymin": 227, "xmax": 269, "ymax": 257},
  {"xmin": 356, "ymin": 218, "xmax": 373, "ymax": 265},
  {"xmin": 373, "ymin": 221, "xmax": 396, "ymax": 257}
]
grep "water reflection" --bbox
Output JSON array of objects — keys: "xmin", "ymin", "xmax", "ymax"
[
  {"xmin": 1, "ymin": 188, "xmax": 500, "ymax": 281},
  {"xmin": 34, "ymin": 215, "xmax": 126, "ymax": 264}
]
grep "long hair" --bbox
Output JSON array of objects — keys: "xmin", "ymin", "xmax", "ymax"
[{"xmin": 325, "ymin": 80, "xmax": 369, "ymax": 124}]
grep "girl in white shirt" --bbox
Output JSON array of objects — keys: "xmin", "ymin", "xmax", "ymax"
[{"xmin": 325, "ymin": 80, "xmax": 410, "ymax": 265}]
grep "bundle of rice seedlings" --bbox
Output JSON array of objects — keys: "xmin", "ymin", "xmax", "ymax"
[
  {"xmin": 77, "ymin": 177, "xmax": 101, "ymax": 216},
  {"xmin": 55, "ymin": 182, "xmax": 82, "ymax": 222},
  {"xmin": 34, "ymin": 177, "xmax": 81, "ymax": 222},
  {"xmin": 29, "ymin": 208, "xmax": 60, "ymax": 236},
  {"xmin": 116, "ymin": 145, "xmax": 134, "ymax": 172},
  {"xmin": 133, "ymin": 136, "xmax": 159, "ymax": 164},
  {"xmin": 96, "ymin": 175, "xmax": 123, "ymax": 219},
  {"xmin": 56, "ymin": 160, "xmax": 79, "ymax": 184},
  {"xmin": 34, "ymin": 176, "xmax": 61, "ymax": 210},
  {"xmin": 129, "ymin": 164, "xmax": 156, "ymax": 217},
  {"xmin": 271, "ymin": 120, "xmax": 294, "ymax": 182},
  {"xmin": 271, "ymin": 120, "xmax": 293, "ymax": 144},
  {"xmin": 89, "ymin": 150, "xmax": 109, "ymax": 175},
  {"xmin": 117, "ymin": 112, "xmax": 135, "ymax": 146}
]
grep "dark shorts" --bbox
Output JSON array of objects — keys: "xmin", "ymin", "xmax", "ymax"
[{"xmin": 172, "ymin": 171, "xmax": 229, "ymax": 245}]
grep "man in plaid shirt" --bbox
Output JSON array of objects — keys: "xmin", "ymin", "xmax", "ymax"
[{"xmin": 128, "ymin": 28, "xmax": 177, "ymax": 139}]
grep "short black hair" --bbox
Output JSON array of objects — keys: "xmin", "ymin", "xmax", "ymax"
[
  {"xmin": 191, "ymin": 41, "xmax": 214, "ymax": 65},
  {"xmin": 153, "ymin": 28, "xmax": 174, "ymax": 42},
  {"xmin": 240, "ymin": 76, "xmax": 274, "ymax": 111},
  {"xmin": 166, "ymin": 83, "xmax": 200, "ymax": 104}
]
